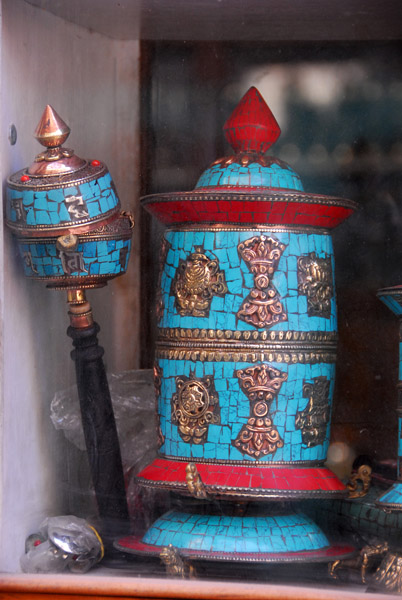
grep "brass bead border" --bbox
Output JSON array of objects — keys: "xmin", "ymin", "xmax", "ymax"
[
  {"xmin": 155, "ymin": 347, "xmax": 336, "ymax": 364},
  {"xmin": 165, "ymin": 223, "xmax": 330, "ymax": 235},
  {"xmin": 158, "ymin": 327, "xmax": 337, "ymax": 344}
]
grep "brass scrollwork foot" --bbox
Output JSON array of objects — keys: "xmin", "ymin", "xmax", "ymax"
[
  {"xmin": 347, "ymin": 464, "xmax": 372, "ymax": 499},
  {"xmin": 329, "ymin": 543, "xmax": 388, "ymax": 584},
  {"xmin": 186, "ymin": 462, "xmax": 208, "ymax": 499},
  {"xmin": 160, "ymin": 544, "xmax": 196, "ymax": 578},
  {"xmin": 370, "ymin": 549, "xmax": 402, "ymax": 593}
]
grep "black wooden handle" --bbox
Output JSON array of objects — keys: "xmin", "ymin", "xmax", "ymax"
[{"xmin": 67, "ymin": 321, "xmax": 130, "ymax": 545}]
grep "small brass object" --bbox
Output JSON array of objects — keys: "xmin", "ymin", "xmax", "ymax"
[
  {"xmin": 160, "ymin": 544, "xmax": 196, "ymax": 578},
  {"xmin": 185, "ymin": 462, "xmax": 207, "ymax": 499},
  {"xmin": 347, "ymin": 464, "xmax": 372, "ymax": 499}
]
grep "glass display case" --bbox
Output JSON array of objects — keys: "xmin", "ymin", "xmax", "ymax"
[{"xmin": 1, "ymin": 1, "xmax": 402, "ymax": 598}]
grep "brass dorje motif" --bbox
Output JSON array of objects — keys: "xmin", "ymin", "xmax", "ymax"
[
  {"xmin": 297, "ymin": 252, "xmax": 333, "ymax": 319},
  {"xmin": 237, "ymin": 235, "xmax": 287, "ymax": 329},
  {"xmin": 233, "ymin": 364, "xmax": 287, "ymax": 459},
  {"xmin": 295, "ymin": 376, "xmax": 331, "ymax": 448},
  {"xmin": 172, "ymin": 374, "xmax": 221, "ymax": 444},
  {"xmin": 172, "ymin": 247, "xmax": 227, "ymax": 317}
]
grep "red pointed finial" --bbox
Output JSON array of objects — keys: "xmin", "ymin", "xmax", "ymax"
[{"xmin": 223, "ymin": 87, "xmax": 281, "ymax": 154}]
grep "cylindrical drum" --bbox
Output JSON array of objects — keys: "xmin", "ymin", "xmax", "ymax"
[
  {"xmin": 5, "ymin": 105, "xmax": 133, "ymax": 289},
  {"xmin": 376, "ymin": 286, "xmax": 402, "ymax": 509},
  {"xmin": 136, "ymin": 87, "xmax": 357, "ymax": 501}
]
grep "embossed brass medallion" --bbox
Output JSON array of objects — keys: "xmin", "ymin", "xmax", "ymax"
[
  {"xmin": 172, "ymin": 247, "xmax": 227, "ymax": 317},
  {"xmin": 295, "ymin": 376, "xmax": 330, "ymax": 448},
  {"xmin": 172, "ymin": 374, "xmax": 221, "ymax": 444},
  {"xmin": 298, "ymin": 252, "xmax": 333, "ymax": 318}
]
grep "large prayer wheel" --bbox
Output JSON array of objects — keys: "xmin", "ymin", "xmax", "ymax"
[{"xmin": 118, "ymin": 87, "xmax": 357, "ymax": 564}]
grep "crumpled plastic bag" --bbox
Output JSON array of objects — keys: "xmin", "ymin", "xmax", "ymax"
[
  {"xmin": 20, "ymin": 516, "xmax": 103, "ymax": 574},
  {"xmin": 50, "ymin": 369, "xmax": 157, "ymax": 471},
  {"xmin": 50, "ymin": 369, "xmax": 159, "ymax": 526}
]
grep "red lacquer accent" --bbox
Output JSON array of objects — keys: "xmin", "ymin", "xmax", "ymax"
[
  {"xmin": 142, "ymin": 193, "xmax": 356, "ymax": 229},
  {"xmin": 116, "ymin": 535, "xmax": 355, "ymax": 563},
  {"xmin": 91, "ymin": 159, "xmax": 101, "ymax": 167},
  {"xmin": 136, "ymin": 458, "xmax": 346, "ymax": 495},
  {"xmin": 20, "ymin": 174, "xmax": 30, "ymax": 182},
  {"xmin": 224, "ymin": 87, "xmax": 281, "ymax": 154}
]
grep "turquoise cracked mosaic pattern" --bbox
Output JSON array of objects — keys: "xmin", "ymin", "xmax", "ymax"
[
  {"xmin": 378, "ymin": 294, "xmax": 402, "ymax": 318},
  {"xmin": 377, "ymin": 483, "xmax": 402, "ymax": 506},
  {"xmin": 159, "ymin": 229, "xmax": 336, "ymax": 332},
  {"xmin": 158, "ymin": 357, "xmax": 335, "ymax": 463},
  {"xmin": 195, "ymin": 160, "xmax": 304, "ymax": 191},
  {"xmin": 7, "ymin": 172, "xmax": 119, "ymax": 227},
  {"xmin": 19, "ymin": 238, "xmax": 131, "ymax": 279},
  {"xmin": 379, "ymin": 483, "xmax": 402, "ymax": 509},
  {"xmin": 142, "ymin": 509, "xmax": 329, "ymax": 553}
]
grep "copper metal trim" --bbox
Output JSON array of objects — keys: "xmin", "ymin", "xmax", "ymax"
[
  {"xmin": 158, "ymin": 328, "xmax": 337, "ymax": 344},
  {"xmin": 7, "ymin": 206, "xmax": 121, "ymax": 238},
  {"xmin": 374, "ymin": 499, "xmax": 402, "ymax": 511},
  {"xmin": 116, "ymin": 537, "xmax": 356, "ymax": 564},
  {"xmin": 14, "ymin": 221, "xmax": 132, "ymax": 244},
  {"xmin": 49, "ymin": 282, "xmax": 106, "ymax": 291},
  {"xmin": 135, "ymin": 477, "xmax": 347, "ymax": 499},
  {"xmin": 7, "ymin": 162, "xmax": 107, "ymax": 191},
  {"xmin": 141, "ymin": 190, "xmax": 358, "ymax": 211}
]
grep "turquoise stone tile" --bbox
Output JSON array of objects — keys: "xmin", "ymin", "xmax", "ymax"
[{"xmin": 143, "ymin": 510, "xmax": 328, "ymax": 554}]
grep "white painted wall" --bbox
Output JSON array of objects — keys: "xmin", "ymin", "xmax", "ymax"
[{"xmin": 0, "ymin": 0, "xmax": 140, "ymax": 572}]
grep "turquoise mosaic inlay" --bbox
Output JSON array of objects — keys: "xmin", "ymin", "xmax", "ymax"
[
  {"xmin": 377, "ymin": 294, "xmax": 402, "ymax": 317},
  {"xmin": 18, "ymin": 238, "xmax": 131, "ymax": 279},
  {"xmin": 160, "ymin": 229, "xmax": 336, "ymax": 332},
  {"xmin": 7, "ymin": 171, "xmax": 119, "ymax": 227},
  {"xmin": 195, "ymin": 160, "xmax": 304, "ymax": 191},
  {"xmin": 142, "ymin": 509, "xmax": 329, "ymax": 553},
  {"xmin": 157, "ymin": 357, "xmax": 335, "ymax": 463},
  {"xmin": 377, "ymin": 483, "xmax": 402, "ymax": 507}
]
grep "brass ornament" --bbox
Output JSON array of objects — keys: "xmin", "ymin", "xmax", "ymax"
[
  {"xmin": 185, "ymin": 462, "xmax": 207, "ymax": 499},
  {"xmin": 172, "ymin": 247, "xmax": 227, "ymax": 317},
  {"xmin": 158, "ymin": 327, "xmax": 337, "ymax": 344},
  {"xmin": 65, "ymin": 195, "xmax": 90, "ymax": 220},
  {"xmin": 56, "ymin": 233, "xmax": 87, "ymax": 276},
  {"xmin": 329, "ymin": 543, "xmax": 388, "ymax": 584},
  {"xmin": 156, "ymin": 347, "xmax": 336, "ymax": 365},
  {"xmin": 372, "ymin": 549, "xmax": 402, "ymax": 593},
  {"xmin": 10, "ymin": 197, "xmax": 26, "ymax": 224},
  {"xmin": 160, "ymin": 544, "xmax": 196, "ymax": 578},
  {"xmin": 233, "ymin": 364, "xmax": 287, "ymax": 459},
  {"xmin": 295, "ymin": 376, "xmax": 331, "ymax": 448},
  {"xmin": 346, "ymin": 464, "xmax": 372, "ymax": 499},
  {"xmin": 297, "ymin": 252, "xmax": 333, "ymax": 319},
  {"xmin": 156, "ymin": 237, "xmax": 171, "ymax": 322},
  {"xmin": 237, "ymin": 235, "xmax": 287, "ymax": 329},
  {"xmin": 172, "ymin": 374, "xmax": 221, "ymax": 444},
  {"xmin": 154, "ymin": 364, "xmax": 165, "ymax": 449},
  {"xmin": 29, "ymin": 104, "xmax": 86, "ymax": 176}
]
